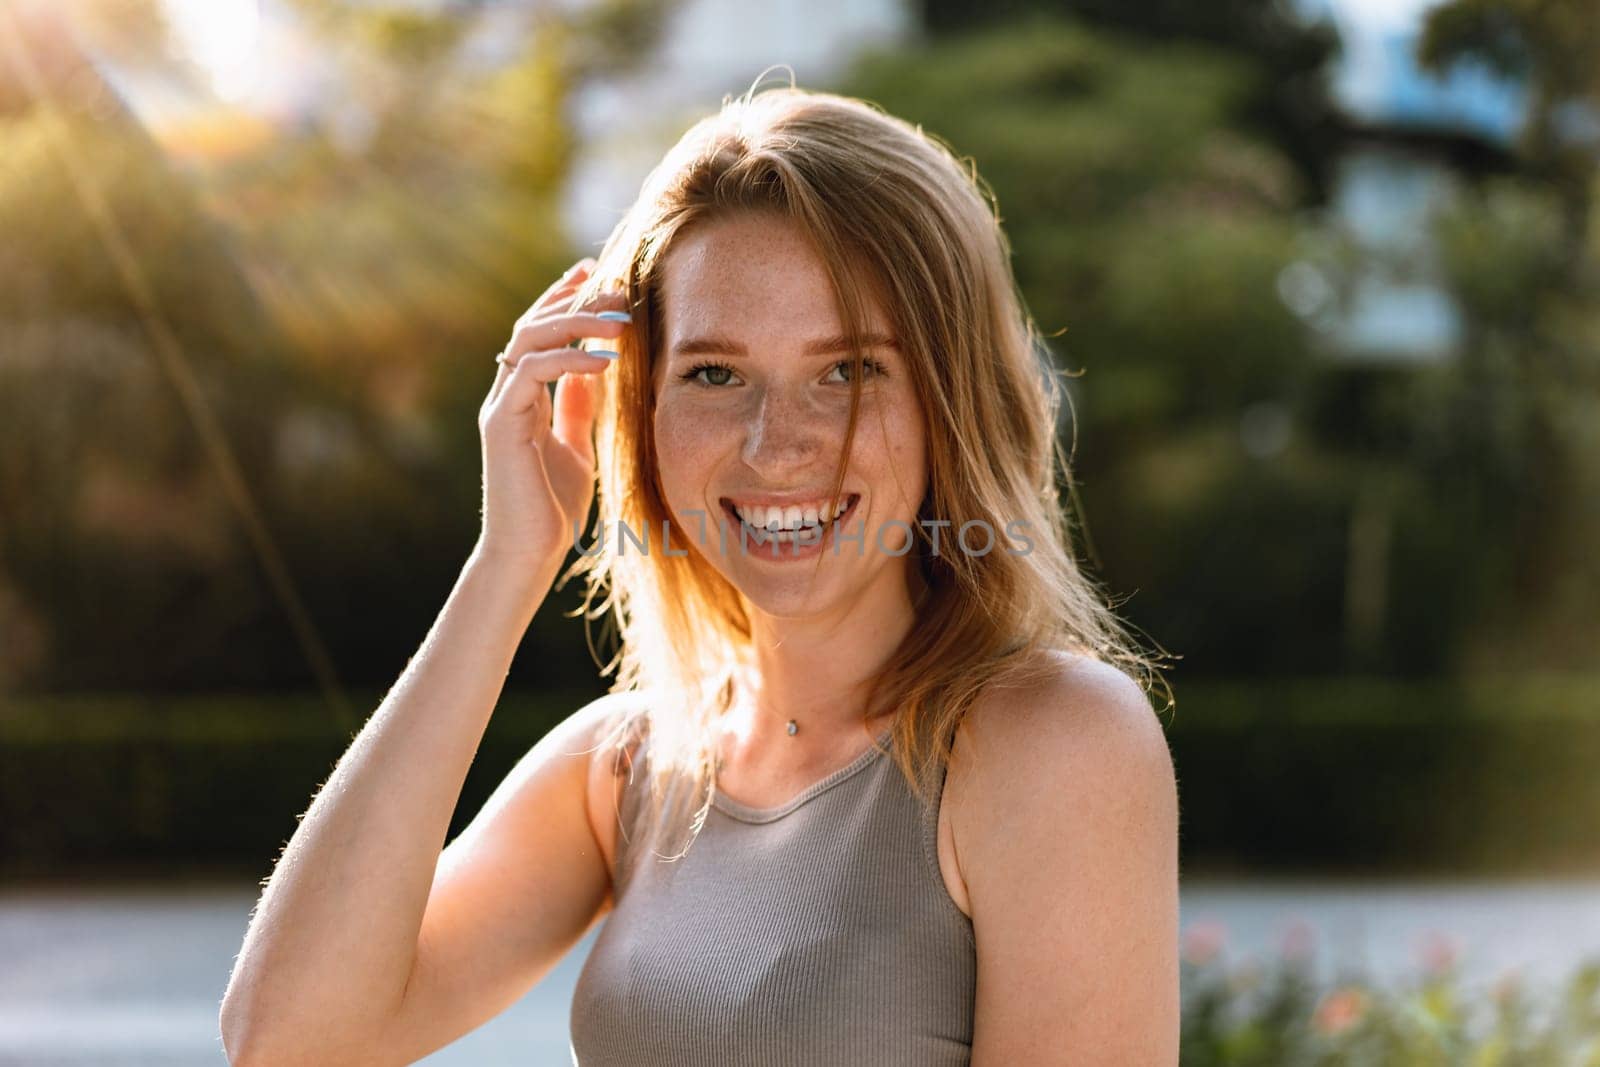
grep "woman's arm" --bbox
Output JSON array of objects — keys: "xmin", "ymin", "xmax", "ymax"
[
  {"xmin": 219, "ymin": 550, "xmax": 585, "ymax": 1066},
  {"xmin": 220, "ymin": 258, "xmax": 631, "ymax": 1065},
  {"xmin": 954, "ymin": 652, "xmax": 1180, "ymax": 1065}
]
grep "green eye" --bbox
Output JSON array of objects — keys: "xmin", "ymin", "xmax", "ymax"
[
  {"xmin": 681, "ymin": 362, "xmax": 737, "ymax": 386},
  {"xmin": 825, "ymin": 357, "xmax": 888, "ymax": 383}
]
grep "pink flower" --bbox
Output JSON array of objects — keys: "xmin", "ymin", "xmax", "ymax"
[
  {"xmin": 1416, "ymin": 931, "xmax": 1460, "ymax": 977},
  {"xmin": 1182, "ymin": 920, "xmax": 1227, "ymax": 966},
  {"xmin": 1280, "ymin": 919, "xmax": 1316, "ymax": 962},
  {"xmin": 1313, "ymin": 987, "xmax": 1369, "ymax": 1036},
  {"xmin": 1493, "ymin": 967, "xmax": 1522, "ymax": 1007}
]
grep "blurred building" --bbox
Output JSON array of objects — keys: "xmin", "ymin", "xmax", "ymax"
[
  {"xmin": 561, "ymin": 0, "xmax": 914, "ymax": 250},
  {"xmin": 1293, "ymin": 0, "xmax": 1527, "ymax": 364}
]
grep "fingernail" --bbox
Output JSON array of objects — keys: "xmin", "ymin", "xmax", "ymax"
[
  {"xmin": 587, "ymin": 349, "xmax": 620, "ymax": 360},
  {"xmin": 595, "ymin": 310, "xmax": 633, "ymax": 323}
]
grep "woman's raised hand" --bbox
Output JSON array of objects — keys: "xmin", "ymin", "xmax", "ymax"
[{"xmin": 475, "ymin": 258, "xmax": 629, "ymax": 575}]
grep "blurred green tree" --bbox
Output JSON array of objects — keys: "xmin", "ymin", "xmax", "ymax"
[
  {"xmin": 1411, "ymin": 0, "xmax": 1600, "ymax": 669},
  {"xmin": 915, "ymin": 0, "xmax": 1345, "ymax": 205},
  {"xmin": 0, "ymin": 0, "xmax": 668, "ymax": 694},
  {"xmin": 848, "ymin": 17, "xmax": 1349, "ymax": 675},
  {"xmin": 849, "ymin": 8, "xmax": 1600, "ymax": 677}
]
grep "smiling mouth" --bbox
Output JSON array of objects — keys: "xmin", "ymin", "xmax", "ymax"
[{"xmin": 718, "ymin": 494, "xmax": 861, "ymax": 546}]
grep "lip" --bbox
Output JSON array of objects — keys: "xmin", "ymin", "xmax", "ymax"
[{"xmin": 717, "ymin": 493, "xmax": 862, "ymax": 562}]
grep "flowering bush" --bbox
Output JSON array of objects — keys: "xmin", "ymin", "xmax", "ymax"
[{"xmin": 1180, "ymin": 921, "xmax": 1600, "ymax": 1065}]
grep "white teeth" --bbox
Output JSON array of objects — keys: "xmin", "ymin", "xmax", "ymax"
[{"xmin": 731, "ymin": 495, "xmax": 854, "ymax": 531}]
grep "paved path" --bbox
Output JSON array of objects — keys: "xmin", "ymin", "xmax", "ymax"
[{"xmin": 1, "ymin": 877, "xmax": 1596, "ymax": 1064}]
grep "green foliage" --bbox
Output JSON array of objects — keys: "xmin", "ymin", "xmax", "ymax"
[
  {"xmin": 1421, "ymin": 182, "xmax": 1600, "ymax": 669},
  {"xmin": 913, "ymin": 0, "xmax": 1345, "ymax": 203},
  {"xmin": 1166, "ymin": 675, "xmax": 1600, "ymax": 873},
  {"xmin": 1181, "ymin": 949, "xmax": 1600, "ymax": 1065},
  {"xmin": 0, "ymin": 688, "xmax": 594, "ymax": 879},
  {"xmin": 846, "ymin": 12, "xmax": 1600, "ymax": 677},
  {"xmin": 849, "ymin": 19, "xmax": 1343, "ymax": 674},
  {"xmin": 0, "ymin": 5, "xmax": 661, "ymax": 692},
  {"xmin": 1413, "ymin": 2, "xmax": 1600, "ymax": 671},
  {"xmin": 1433, "ymin": 182, "xmax": 1568, "ymax": 326},
  {"xmin": 848, "ymin": 18, "xmax": 1314, "ymax": 431},
  {"xmin": 1419, "ymin": 0, "xmax": 1600, "ymax": 167},
  {"xmin": 4, "ymin": 675, "xmax": 1598, "ymax": 878}
]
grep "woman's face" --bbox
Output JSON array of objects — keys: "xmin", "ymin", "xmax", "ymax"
[{"xmin": 651, "ymin": 212, "xmax": 927, "ymax": 619}]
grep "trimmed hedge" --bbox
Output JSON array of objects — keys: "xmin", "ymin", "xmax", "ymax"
[
  {"xmin": 0, "ymin": 689, "xmax": 587, "ymax": 882},
  {"xmin": 1, "ymin": 676, "xmax": 1597, "ymax": 880},
  {"xmin": 1163, "ymin": 675, "xmax": 1600, "ymax": 874}
]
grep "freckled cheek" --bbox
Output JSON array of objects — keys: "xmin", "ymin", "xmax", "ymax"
[
  {"xmin": 852, "ymin": 391, "xmax": 927, "ymax": 512},
  {"xmin": 652, "ymin": 399, "xmax": 737, "ymax": 510}
]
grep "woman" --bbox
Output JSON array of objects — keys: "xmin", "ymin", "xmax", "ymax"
[{"xmin": 221, "ymin": 85, "xmax": 1180, "ymax": 1066}]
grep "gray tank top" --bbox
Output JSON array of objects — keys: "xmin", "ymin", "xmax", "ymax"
[{"xmin": 568, "ymin": 725, "xmax": 977, "ymax": 1065}]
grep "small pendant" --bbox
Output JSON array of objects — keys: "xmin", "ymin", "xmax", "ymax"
[{"xmin": 786, "ymin": 719, "xmax": 799, "ymax": 736}]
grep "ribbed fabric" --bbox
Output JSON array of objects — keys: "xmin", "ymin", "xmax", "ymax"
[{"xmin": 568, "ymin": 725, "xmax": 976, "ymax": 1066}]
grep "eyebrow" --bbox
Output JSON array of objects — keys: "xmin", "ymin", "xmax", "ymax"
[{"xmin": 670, "ymin": 332, "xmax": 901, "ymax": 358}]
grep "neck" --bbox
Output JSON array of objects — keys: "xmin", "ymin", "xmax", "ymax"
[{"xmin": 729, "ymin": 564, "xmax": 917, "ymax": 748}]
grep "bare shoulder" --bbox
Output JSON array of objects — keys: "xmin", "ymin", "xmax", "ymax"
[
  {"xmin": 546, "ymin": 687, "xmax": 650, "ymax": 750},
  {"xmin": 945, "ymin": 649, "xmax": 1177, "ymax": 899},
  {"xmin": 440, "ymin": 688, "xmax": 647, "ymax": 884},
  {"xmin": 471, "ymin": 688, "xmax": 651, "ymax": 905},
  {"xmin": 953, "ymin": 649, "xmax": 1171, "ymax": 787},
  {"xmin": 546, "ymin": 688, "xmax": 649, "ymax": 764},
  {"xmin": 948, "ymin": 649, "xmax": 1181, "ymax": 1060}
]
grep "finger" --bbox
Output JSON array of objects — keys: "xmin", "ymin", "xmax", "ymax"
[
  {"xmin": 484, "ymin": 348, "xmax": 516, "ymax": 410},
  {"xmin": 492, "ymin": 347, "xmax": 617, "ymax": 419},
  {"xmin": 552, "ymin": 363, "xmax": 601, "ymax": 468},
  {"xmin": 520, "ymin": 275, "xmax": 588, "ymax": 329},
  {"xmin": 504, "ymin": 310, "xmax": 631, "ymax": 360},
  {"xmin": 527, "ymin": 285, "xmax": 629, "ymax": 326},
  {"xmin": 509, "ymin": 260, "xmax": 597, "ymax": 337},
  {"xmin": 530, "ymin": 258, "xmax": 597, "ymax": 314}
]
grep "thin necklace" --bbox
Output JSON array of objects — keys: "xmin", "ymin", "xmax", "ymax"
[
  {"xmin": 732, "ymin": 665, "xmax": 799, "ymax": 736},
  {"xmin": 759, "ymin": 702, "xmax": 800, "ymax": 737}
]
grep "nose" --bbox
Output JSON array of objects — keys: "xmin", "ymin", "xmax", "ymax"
[{"xmin": 740, "ymin": 383, "xmax": 830, "ymax": 479}]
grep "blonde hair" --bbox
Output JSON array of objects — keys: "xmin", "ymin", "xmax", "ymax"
[{"xmin": 565, "ymin": 82, "xmax": 1173, "ymax": 861}]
